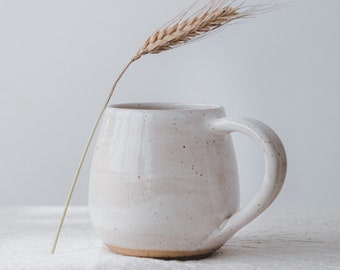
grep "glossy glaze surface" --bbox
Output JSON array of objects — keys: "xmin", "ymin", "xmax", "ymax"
[{"xmin": 89, "ymin": 103, "xmax": 287, "ymax": 258}]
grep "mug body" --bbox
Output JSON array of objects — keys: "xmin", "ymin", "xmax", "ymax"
[{"xmin": 89, "ymin": 103, "xmax": 239, "ymax": 258}]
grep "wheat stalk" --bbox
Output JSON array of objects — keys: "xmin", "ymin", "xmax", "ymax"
[{"xmin": 52, "ymin": 0, "xmax": 259, "ymax": 254}]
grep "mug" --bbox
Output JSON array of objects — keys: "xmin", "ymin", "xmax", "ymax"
[{"xmin": 89, "ymin": 103, "xmax": 287, "ymax": 259}]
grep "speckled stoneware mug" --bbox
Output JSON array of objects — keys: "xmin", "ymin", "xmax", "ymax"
[{"xmin": 89, "ymin": 103, "xmax": 287, "ymax": 259}]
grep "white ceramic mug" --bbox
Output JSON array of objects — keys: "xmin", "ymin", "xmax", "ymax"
[{"xmin": 89, "ymin": 103, "xmax": 287, "ymax": 259}]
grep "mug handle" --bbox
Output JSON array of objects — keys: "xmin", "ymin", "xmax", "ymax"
[{"xmin": 208, "ymin": 117, "xmax": 287, "ymax": 244}]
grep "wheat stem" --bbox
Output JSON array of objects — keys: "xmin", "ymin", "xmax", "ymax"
[
  {"xmin": 52, "ymin": 0, "xmax": 261, "ymax": 255},
  {"xmin": 51, "ymin": 59, "xmax": 135, "ymax": 254}
]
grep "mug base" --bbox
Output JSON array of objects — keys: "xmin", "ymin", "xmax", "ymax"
[{"xmin": 106, "ymin": 244, "xmax": 216, "ymax": 260}]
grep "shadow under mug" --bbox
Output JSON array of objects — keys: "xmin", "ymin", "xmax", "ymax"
[{"xmin": 89, "ymin": 103, "xmax": 287, "ymax": 259}]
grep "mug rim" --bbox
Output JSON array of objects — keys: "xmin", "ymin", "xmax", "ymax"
[{"xmin": 108, "ymin": 102, "xmax": 222, "ymax": 112}]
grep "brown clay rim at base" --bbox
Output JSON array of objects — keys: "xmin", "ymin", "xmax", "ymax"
[{"xmin": 106, "ymin": 244, "xmax": 216, "ymax": 260}]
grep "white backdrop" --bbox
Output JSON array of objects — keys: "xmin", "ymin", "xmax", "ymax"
[{"xmin": 0, "ymin": 0, "xmax": 339, "ymax": 208}]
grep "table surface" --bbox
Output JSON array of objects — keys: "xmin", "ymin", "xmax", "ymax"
[{"xmin": 0, "ymin": 207, "xmax": 339, "ymax": 270}]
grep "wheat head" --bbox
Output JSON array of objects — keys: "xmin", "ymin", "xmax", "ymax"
[{"xmin": 133, "ymin": 0, "xmax": 255, "ymax": 60}]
